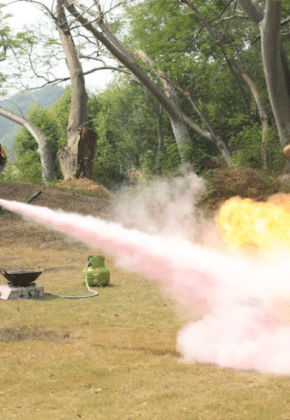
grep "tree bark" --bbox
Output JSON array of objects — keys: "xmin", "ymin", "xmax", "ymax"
[
  {"xmin": 75, "ymin": 127, "xmax": 97, "ymax": 178},
  {"xmin": 238, "ymin": 0, "xmax": 290, "ymax": 170},
  {"xmin": 0, "ymin": 106, "xmax": 54, "ymax": 184},
  {"xmin": 56, "ymin": 0, "xmax": 97, "ymax": 178},
  {"xmin": 57, "ymin": 127, "xmax": 97, "ymax": 180},
  {"xmin": 238, "ymin": 0, "xmax": 290, "ymax": 99},
  {"xmin": 156, "ymin": 69, "xmax": 195, "ymax": 163},
  {"xmin": 238, "ymin": 0, "xmax": 264, "ymax": 24},
  {"xmin": 56, "ymin": 0, "xmax": 88, "ymax": 137},
  {"xmin": 260, "ymin": 1, "xmax": 290, "ymax": 148}
]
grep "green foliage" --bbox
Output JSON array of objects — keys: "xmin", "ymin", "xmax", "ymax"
[
  {"xmin": 228, "ymin": 115, "xmax": 284, "ymax": 173},
  {"xmin": 125, "ymin": 0, "xmax": 202, "ymax": 81},
  {"xmin": 141, "ymin": 136, "xmax": 181, "ymax": 176},
  {"xmin": 1, "ymin": 88, "xmax": 71, "ymax": 184},
  {"xmin": 123, "ymin": 0, "xmax": 270, "ymax": 168},
  {"xmin": 4, "ymin": 86, "xmax": 72, "ymax": 184},
  {"xmin": 91, "ymin": 78, "xmax": 171, "ymax": 186},
  {"xmin": 6, "ymin": 101, "xmax": 61, "ymax": 183},
  {"xmin": 0, "ymin": 160, "xmax": 20, "ymax": 182},
  {"xmin": 92, "ymin": 102, "xmax": 127, "ymax": 187},
  {"xmin": 89, "ymin": 76, "xmax": 215, "ymax": 185},
  {"xmin": 264, "ymin": 127, "xmax": 285, "ymax": 173},
  {"xmin": 44, "ymin": 38, "xmax": 59, "ymax": 47},
  {"xmin": 229, "ymin": 118, "xmax": 263, "ymax": 168},
  {"xmin": 48, "ymin": 86, "xmax": 71, "ymax": 148}
]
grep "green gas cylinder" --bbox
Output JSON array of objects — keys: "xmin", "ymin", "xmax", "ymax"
[{"xmin": 83, "ymin": 256, "xmax": 110, "ymax": 287}]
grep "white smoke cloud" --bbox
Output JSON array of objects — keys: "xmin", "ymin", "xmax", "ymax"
[
  {"xmin": 111, "ymin": 170, "xmax": 210, "ymax": 240},
  {"xmin": 2, "ymin": 172, "xmax": 290, "ymax": 375}
]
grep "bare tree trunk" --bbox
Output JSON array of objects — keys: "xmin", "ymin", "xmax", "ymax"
[
  {"xmin": 238, "ymin": 0, "xmax": 264, "ymax": 24},
  {"xmin": 238, "ymin": 0, "xmax": 290, "ymax": 97},
  {"xmin": 260, "ymin": 0, "xmax": 290, "ymax": 147},
  {"xmin": 159, "ymin": 75, "xmax": 194, "ymax": 163},
  {"xmin": 56, "ymin": 0, "xmax": 97, "ymax": 179},
  {"xmin": 0, "ymin": 106, "xmax": 54, "ymax": 184},
  {"xmin": 75, "ymin": 128, "xmax": 97, "ymax": 178},
  {"xmin": 57, "ymin": 127, "xmax": 97, "ymax": 179},
  {"xmin": 238, "ymin": 0, "xmax": 290, "ymax": 170}
]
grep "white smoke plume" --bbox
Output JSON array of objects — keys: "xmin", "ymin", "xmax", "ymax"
[
  {"xmin": 2, "ymin": 172, "xmax": 290, "ymax": 375},
  {"xmin": 110, "ymin": 170, "xmax": 220, "ymax": 247}
]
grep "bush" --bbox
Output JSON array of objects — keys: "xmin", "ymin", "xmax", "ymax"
[{"xmin": 229, "ymin": 121, "xmax": 263, "ymax": 168}]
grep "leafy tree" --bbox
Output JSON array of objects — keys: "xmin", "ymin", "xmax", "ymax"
[
  {"xmin": 2, "ymin": 97, "xmax": 65, "ymax": 183},
  {"xmin": 90, "ymin": 78, "xmax": 166, "ymax": 185},
  {"xmin": 125, "ymin": 0, "xmax": 270, "ymax": 142},
  {"xmin": 90, "ymin": 76, "xmax": 219, "ymax": 185}
]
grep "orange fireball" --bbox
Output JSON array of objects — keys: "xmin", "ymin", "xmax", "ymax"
[{"xmin": 216, "ymin": 195, "xmax": 290, "ymax": 252}]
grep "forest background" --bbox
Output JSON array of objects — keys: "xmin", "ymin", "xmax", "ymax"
[{"xmin": 0, "ymin": 0, "xmax": 289, "ymax": 189}]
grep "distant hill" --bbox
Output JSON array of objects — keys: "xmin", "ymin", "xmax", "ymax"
[{"xmin": 0, "ymin": 85, "xmax": 63, "ymax": 152}]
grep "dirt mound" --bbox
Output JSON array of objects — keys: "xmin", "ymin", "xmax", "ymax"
[
  {"xmin": 203, "ymin": 166, "xmax": 281, "ymax": 209},
  {"xmin": 53, "ymin": 178, "xmax": 111, "ymax": 197},
  {"xmin": 0, "ymin": 181, "xmax": 110, "ymax": 215},
  {"xmin": 0, "ymin": 180, "xmax": 112, "ymax": 249}
]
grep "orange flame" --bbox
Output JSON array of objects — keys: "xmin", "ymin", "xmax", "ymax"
[{"xmin": 216, "ymin": 195, "xmax": 290, "ymax": 253}]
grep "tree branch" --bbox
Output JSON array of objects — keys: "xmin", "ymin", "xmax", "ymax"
[
  {"xmin": 7, "ymin": 0, "xmax": 57, "ymax": 22},
  {"xmin": 237, "ymin": 0, "xmax": 264, "ymax": 25},
  {"xmin": 0, "ymin": 106, "xmax": 54, "ymax": 183},
  {"xmin": 67, "ymin": 0, "xmax": 137, "ymax": 63},
  {"xmin": 136, "ymin": 49, "xmax": 231, "ymax": 162},
  {"xmin": 183, "ymin": 0, "xmax": 270, "ymax": 128}
]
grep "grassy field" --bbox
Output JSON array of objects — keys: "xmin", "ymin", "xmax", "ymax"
[
  {"xmin": 0, "ymin": 245, "xmax": 289, "ymax": 420},
  {"xmin": 1, "ymin": 181, "xmax": 290, "ymax": 419}
]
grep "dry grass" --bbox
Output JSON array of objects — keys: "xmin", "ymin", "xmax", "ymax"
[
  {"xmin": 0, "ymin": 245, "xmax": 289, "ymax": 420},
  {"xmin": 0, "ymin": 180, "xmax": 290, "ymax": 419}
]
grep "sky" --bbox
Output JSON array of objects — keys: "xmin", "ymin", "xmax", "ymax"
[{"xmin": 3, "ymin": 0, "xmax": 115, "ymax": 95}]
